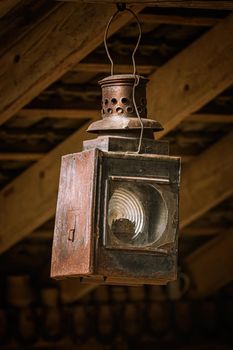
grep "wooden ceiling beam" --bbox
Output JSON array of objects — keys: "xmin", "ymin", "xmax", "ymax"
[
  {"xmin": 0, "ymin": 3, "xmax": 144, "ymax": 126},
  {"xmin": 185, "ymin": 230, "xmax": 233, "ymax": 297},
  {"xmin": 147, "ymin": 13, "xmax": 233, "ymax": 138},
  {"xmin": 17, "ymin": 109, "xmax": 233, "ymax": 124},
  {"xmin": 139, "ymin": 13, "xmax": 220, "ymax": 26},
  {"xmin": 17, "ymin": 109, "xmax": 99, "ymax": 119},
  {"xmin": 73, "ymin": 62, "xmax": 156, "ymax": 74},
  {"xmin": 181, "ymin": 226, "xmax": 221, "ymax": 237},
  {"xmin": 187, "ymin": 113, "xmax": 233, "ymax": 123},
  {"xmin": 180, "ymin": 132, "xmax": 233, "ymax": 229},
  {"xmin": 0, "ymin": 152, "xmax": 44, "ymax": 161},
  {"xmin": 58, "ymin": 1, "xmax": 233, "ymax": 10},
  {"xmin": 0, "ymin": 0, "xmax": 22, "ymax": 18},
  {"xmin": 0, "ymin": 118, "xmax": 98, "ymax": 254}
]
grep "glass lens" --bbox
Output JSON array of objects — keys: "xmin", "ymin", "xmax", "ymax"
[
  {"xmin": 108, "ymin": 186, "xmax": 145, "ymax": 243},
  {"xmin": 107, "ymin": 182, "xmax": 168, "ymax": 246}
]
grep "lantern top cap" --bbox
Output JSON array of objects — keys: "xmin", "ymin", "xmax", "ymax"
[{"xmin": 87, "ymin": 73, "xmax": 163, "ymax": 135}]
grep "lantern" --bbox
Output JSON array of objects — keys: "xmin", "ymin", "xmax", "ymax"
[{"xmin": 51, "ymin": 8, "xmax": 181, "ymax": 286}]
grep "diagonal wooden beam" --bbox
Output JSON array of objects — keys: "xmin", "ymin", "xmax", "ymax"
[
  {"xmin": 185, "ymin": 230, "xmax": 233, "ymax": 297},
  {"xmin": 17, "ymin": 109, "xmax": 233, "ymax": 124},
  {"xmin": 181, "ymin": 133, "xmax": 233, "ymax": 297},
  {"xmin": 73, "ymin": 62, "xmax": 156, "ymax": 74},
  {"xmin": 0, "ymin": 0, "xmax": 21, "ymax": 18},
  {"xmin": 17, "ymin": 109, "xmax": 99, "ymax": 119},
  {"xmin": 187, "ymin": 113, "xmax": 233, "ymax": 124},
  {"xmin": 0, "ymin": 118, "xmax": 98, "ymax": 254},
  {"xmin": 180, "ymin": 132, "xmax": 233, "ymax": 229},
  {"xmin": 0, "ymin": 152, "xmax": 45, "ymax": 161},
  {"xmin": 138, "ymin": 13, "xmax": 221, "ymax": 26},
  {"xmin": 58, "ymin": 1, "xmax": 233, "ymax": 11},
  {"xmin": 0, "ymin": 3, "xmax": 144, "ymax": 126},
  {"xmin": 147, "ymin": 13, "xmax": 233, "ymax": 138},
  {"xmin": 181, "ymin": 226, "xmax": 221, "ymax": 237}
]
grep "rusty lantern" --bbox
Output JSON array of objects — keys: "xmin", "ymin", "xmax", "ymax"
[{"xmin": 51, "ymin": 8, "xmax": 181, "ymax": 286}]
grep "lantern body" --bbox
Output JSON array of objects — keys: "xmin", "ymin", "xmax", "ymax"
[{"xmin": 51, "ymin": 136, "xmax": 180, "ymax": 285}]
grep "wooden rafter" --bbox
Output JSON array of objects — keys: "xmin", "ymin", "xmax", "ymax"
[
  {"xmin": 0, "ymin": 118, "xmax": 98, "ymax": 254},
  {"xmin": 0, "ymin": 152, "xmax": 44, "ymax": 161},
  {"xmin": 180, "ymin": 132, "xmax": 233, "ymax": 229},
  {"xmin": 185, "ymin": 230, "xmax": 233, "ymax": 297},
  {"xmin": 73, "ymin": 62, "xmax": 157, "ymax": 74},
  {"xmin": 17, "ymin": 109, "xmax": 99, "ymax": 119},
  {"xmin": 0, "ymin": 3, "xmax": 144, "ymax": 126},
  {"xmin": 58, "ymin": 1, "xmax": 233, "ymax": 10},
  {"xmin": 181, "ymin": 226, "xmax": 221, "ymax": 237},
  {"xmin": 147, "ymin": 13, "xmax": 233, "ymax": 137},
  {"xmin": 187, "ymin": 113, "xmax": 233, "ymax": 124},
  {"xmin": 138, "ymin": 13, "xmax": 221, "ymax": 26},
  {"xmin": 17, "ymin": 109, "xmax": 233, "ymax": 124},
  {"xmin": 0, "ymin": 0, "xmax": 21, "ymax": 18}
]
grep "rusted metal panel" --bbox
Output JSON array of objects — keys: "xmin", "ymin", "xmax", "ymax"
[{"xmin": 51, "ymin": 149, "xmax": 98, "ymax": 279}]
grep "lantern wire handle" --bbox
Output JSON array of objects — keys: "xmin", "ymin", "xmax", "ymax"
[
  {"xmin": 104, "ymin": 6, "xmax": 141, "ymax": 76},
  {"xmin": 104, "ymin": 5, "xmax": 144, "ymax": 153}
]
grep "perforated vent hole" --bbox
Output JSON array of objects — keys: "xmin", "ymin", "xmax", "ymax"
[
  {"xmin": 107, "ymin": 108, "xmax": 113, "ymax": 114},
  {"xmin": 121, "ymin": 97, "xmax": 128, "ymax": 104},
  {"xmin": 111, "ymin": 98, "xmax": 117, "ymax": 105},
  {"xmin": 137, "ymin": 106, "xmax": 142, "ymax": 113},
  {"xmin": 116, "ymin": 107, "xmax": 123, "ymax": 114},
  {"xmin": 127, "ymin": 106, "xmax": 133, "ymax": 113}
]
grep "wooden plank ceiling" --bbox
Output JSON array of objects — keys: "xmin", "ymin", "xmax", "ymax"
[{"xmin": 0, "ymin": 0, "xmax": 232, "ymax": 302}]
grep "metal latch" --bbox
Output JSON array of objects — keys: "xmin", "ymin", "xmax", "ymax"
[{"xmin": 67, "ymin": 210, "xmax": 78, "ymax": 242}]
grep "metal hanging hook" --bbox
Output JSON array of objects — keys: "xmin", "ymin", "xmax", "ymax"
[{"xmin": 104, "ymin": 6, "xmax": 142, "ymax": 76}]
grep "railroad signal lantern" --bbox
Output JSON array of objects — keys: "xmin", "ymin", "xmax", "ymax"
[
  {"xmin": 51, "ymin": 7, "xmax": 181, "ymax": 286},
  {"xmin": 51, "ymin": 73, "xmax": 181, "ymax": 285}
]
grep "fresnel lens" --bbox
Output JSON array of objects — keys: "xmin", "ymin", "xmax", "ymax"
[{"xmin": 51, "ymin": 7, "xmax": 181, "ymax": 286}]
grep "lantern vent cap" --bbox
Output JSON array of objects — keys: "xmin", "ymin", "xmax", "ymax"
[{"xmin": 87, "ymin": 74, "xmax": 163, "ymax": 134}]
